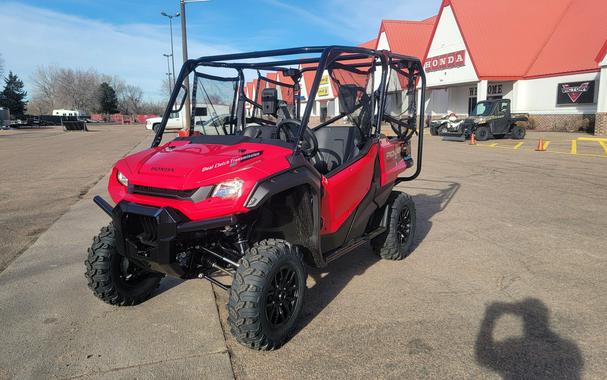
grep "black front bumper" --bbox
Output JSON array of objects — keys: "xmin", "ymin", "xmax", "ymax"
[{"xmin": 94, "ymin": 196, "xmax": 236, "ymax": 277}]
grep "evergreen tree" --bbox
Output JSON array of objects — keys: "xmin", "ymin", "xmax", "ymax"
[
  {"xmin": 0, "ymin": 71, "xmax": 28, "ymax": 117},
  {"xmin": 98, "ymin": 82, "xmax": 119, "ymax": 114}
]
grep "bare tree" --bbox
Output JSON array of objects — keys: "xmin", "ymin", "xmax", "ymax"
[
  {"xmin": 122, "ymin": 84, "xmax": 144, "ymax": 114},
  {"xmin": 30, "ymin": 65, "xmax": 154, "ymax": 115}
]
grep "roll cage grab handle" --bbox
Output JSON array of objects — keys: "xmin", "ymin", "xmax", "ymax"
[{"xmin": 151, "ymin": 46, "xmax": 425, "ymax": 182}]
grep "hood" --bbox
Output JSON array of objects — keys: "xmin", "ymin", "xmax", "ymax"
[{"xmin": 118, "ymin": 139, "xmax": 292, "ymax": 190}]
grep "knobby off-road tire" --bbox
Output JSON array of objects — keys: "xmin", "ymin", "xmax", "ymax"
[
  {"xmin": 475, "ymin": 126, "xmax": 490, "ymax": 141},
  {"xmin": 511, "ymin": 125, "xmax": 526, "ymax": 139},
  {"xmin": 85, "ymin": 224, "xmax": 162, "ymax": 306},
  {"xmin": 372, "ymin": 192, "xmax": 416, "ymax": 260},
  {"xmin": 228, "ymin": 239, "xmax": 306, "ymax": 350}
]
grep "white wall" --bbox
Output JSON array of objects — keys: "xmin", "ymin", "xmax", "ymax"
[
  {"xmin": 425, "ymin": 5, "xmax": 478, "ymax": 88},
  {"xmin": 514, "ymin": 72, "xmax": 600, "ymax": 114},
  {"xmin": 447, "ymin": 85, "xmax": 470, "ymax": 115}
]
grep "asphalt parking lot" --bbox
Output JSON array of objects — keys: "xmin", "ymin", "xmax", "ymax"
[
  {"xmin": 0, "ymin": 125, "xmax": 149, "ymax": 271},
  {"xmin": 1, "ymin": 127, "xmax": 606, "ymax": 378}
]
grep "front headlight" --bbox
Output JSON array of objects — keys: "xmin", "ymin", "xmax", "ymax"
[
  {"xmin": 117, "ymin": 171, "xmax": 129, "ymax": 187},
  {"xmin": 212, "ymin": 179, "xmax": 243, "ymax": 199}
]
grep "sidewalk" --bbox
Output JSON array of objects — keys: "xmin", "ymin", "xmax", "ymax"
[{"xmin": 0, "ymin": 149, "xmax": 234, "ymax": 379}]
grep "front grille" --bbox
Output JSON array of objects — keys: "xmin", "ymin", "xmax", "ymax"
[
  {"xmin": 131, "ymin": 185, "xmax": 197, "ymax": 200},
  {"xmin": 124, "ymin": 213, "xmax": 158, "ymax": 246}
]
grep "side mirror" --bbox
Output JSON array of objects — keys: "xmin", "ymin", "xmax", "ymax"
[
  {"xmin": 338, "ymin": 84, "xmax": 360, "ymax": 114},
  {"xmin": 173, "ymin": 85, "xmax": 188, "ymax": 112},
  {"xmin": 262, "ymin": 88, "xmax": 278, "ymax": 115}
]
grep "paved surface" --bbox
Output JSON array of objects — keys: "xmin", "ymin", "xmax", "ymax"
[
  {"xmin": 1, "ymin": 128, "xmax": 606, "ymax": 379},
  {"xmin": 0, "ymin": 136, "xmax": 233, "ymax": 379},
  {"xmin": 217, "ymin": 132, "xmax": 607, "ymax": 379},
  {"xmin": 0, "ymin": 125, "xmax": 150, "ymax": 271}
]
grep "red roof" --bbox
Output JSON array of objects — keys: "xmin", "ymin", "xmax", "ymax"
[
  {"xmin": 597, "ymin": 40, "xmax": 607, "ymax": 64},
  {"xmin": 359, "ymin": 38, "xmax": 377, "ymax": 50},
  {"xmin": 378, "ymin": 18, "xmax": 436, "ymax": 58},
  {"xmin": 427, "ymin": 0, "xmax": 607, "ymax": 79}
]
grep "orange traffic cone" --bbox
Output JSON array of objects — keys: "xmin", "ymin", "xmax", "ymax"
[
  {"xmin": 469, "ymin": 132, "xmax": 476, "ymax": 145},
  {"xmin": 535, "ymin": 137, "xmax": 546, "ymax": 151}
]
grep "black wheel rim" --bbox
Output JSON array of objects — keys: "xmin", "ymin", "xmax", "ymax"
[
  {"xmin": 398, "ymin": 207, "xmax": 412, "ymax": 246},
  {"xmin": 265, "ymin": 265, "xmax": 299, "ymax": 327}
]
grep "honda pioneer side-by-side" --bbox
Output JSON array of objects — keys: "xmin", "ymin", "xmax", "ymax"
[{"xmin": 85, "ymin": 46, "xmax": 426, "ymax": 350}]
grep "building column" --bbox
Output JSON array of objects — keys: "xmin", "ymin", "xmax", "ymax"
[
  {"xmin": 477, "ymin": 80, "xmax": 488, "ymax": 102},
  {"xmin": 596, "ymin": 66, "xmax": 607, "ymax": 136}
]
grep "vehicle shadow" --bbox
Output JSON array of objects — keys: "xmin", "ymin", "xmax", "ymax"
[
  {"xmin": 399, "ymin": 179, "xmax": 460, "ymax": 250},
  {"xmin": 294, "ymin": 179, "xmax": 460, "ymax": 336},
  {"xmin": 475, "ymin": 298, "xmax": 584, "ymax": 380}
]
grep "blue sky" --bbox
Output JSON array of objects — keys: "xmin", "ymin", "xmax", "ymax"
[{"xmin": 0, "ymin": 0, "xmax": 440, "ymax": 100}]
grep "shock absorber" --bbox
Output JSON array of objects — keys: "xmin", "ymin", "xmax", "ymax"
[{"xmin": 234, "ymin": 224, "xmax": 249, "ymax": 255}]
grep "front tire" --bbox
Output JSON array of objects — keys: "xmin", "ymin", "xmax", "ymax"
[
  {"xmin": 475, "ymin": 126, "xmax": 490, "ymax": 141},
  {"xmin": 228, "ymin": 239, "xmax": 306, "ymax": 350},
  {"xmin": 152, "ymin": 123, "xmax": 160, "ymax": 133},
  {"xmin": 85, "ymin": 224, "xmax": 162, "ymax": 306},
  {"xmin": 372, "ymin": 192, "xmax": 416, "ymax": 260}
]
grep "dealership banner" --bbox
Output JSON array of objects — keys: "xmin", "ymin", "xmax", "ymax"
[
  {"xmin": 557, "ymin": 81, "xmax": 595, "ymax": 105},
  {"xmin": 424, "ymin": 50, "xmax": 466, "ymax": 72}
]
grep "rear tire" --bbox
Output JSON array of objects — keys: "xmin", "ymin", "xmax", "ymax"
[
  {"xmin": 152, "ymin": 123, "xmax": 160, "ymax": 133},
  {"xmin": 511, "ymin": 125, "xmax": 526, "ymax": 139},
  {"xmin": 430, "ymin": 126, "xmax": 438, "ymax": 136},
  {"xmin": 475, "ymin": 126, "xmax": 490, "ymax": 141},
  {"xmin": 372, "ymin": 192, "xmax": 416, "ymax": 260},
  {"xmin": 228, "ymin": 239, "xmax": 306, "ymax": 350},
  {"xmin": 85, "ymin": 224, "xmax": 162, "ymax": 306}
]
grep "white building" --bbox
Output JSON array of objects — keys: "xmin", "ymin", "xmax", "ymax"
[{"xmin": 421, "ymin": 0, "xmax": 607, "ymax": 135}]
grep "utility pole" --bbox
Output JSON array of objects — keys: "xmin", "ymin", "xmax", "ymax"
[
  {"xmin": 160, "ymin": 11, "xmax": 180, "ymax": 88},
  {"xmin": 179, "ymin": 0, "xmax": 210, "ymax": 131},
  {"xmin": 163, "ymin": 53, "xmax": 173, "ymax": 97}
]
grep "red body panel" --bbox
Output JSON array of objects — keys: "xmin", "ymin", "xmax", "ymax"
[
  {"xmin": 320, "ymin": 144, "xmax": 378, "ymax": 235},
  {"xmin": 378, "ymin": 137, "xmax": 407, "ymax": 186},
  {"xmin": 109, "ymin": 140, "xmax": 292, "ymax": 221}
]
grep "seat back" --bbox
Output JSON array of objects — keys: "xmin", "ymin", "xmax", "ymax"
[{"xmin": 311, "ymin": 126, "xmax": 362, "ymax": 174}]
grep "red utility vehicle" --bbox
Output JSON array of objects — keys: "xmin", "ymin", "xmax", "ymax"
[{"xmin": 86, "ymin": 46, "xmax": 426, "ymax": 350}]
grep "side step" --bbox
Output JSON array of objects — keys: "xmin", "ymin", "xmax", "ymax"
[{"xmin": 324, "ymin": 227, "xmax": 386, "ymax": 264}]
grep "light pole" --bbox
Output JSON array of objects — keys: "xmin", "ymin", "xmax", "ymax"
[
  {"xmin": 163, "ymin": 53, "xmax": 173, "ymax": 97},
  {"xmin": 160, "ymin": 11, "xmax": 180, "ymax": 88},
  {"xmin": 179, "ymin": 0, "xmax": 211, "ymax": 131}
]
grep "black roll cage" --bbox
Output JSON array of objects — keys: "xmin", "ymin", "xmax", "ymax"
[{"xmin": 152, "ymin": 46, "xmax": 426, "ymax": 182}]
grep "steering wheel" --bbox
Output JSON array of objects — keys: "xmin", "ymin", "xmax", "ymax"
[{"xmin": 276, "ymin": 119, "xmax": 318, "ymax": 158}]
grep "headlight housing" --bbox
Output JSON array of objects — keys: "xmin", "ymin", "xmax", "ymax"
[
  {"xmin": 116, "ymin": 171, "xmax": 129, "ymax": 187},
  {"xmin": 212, "ymin": 179, "xmax": 243, "ymax": 199}
]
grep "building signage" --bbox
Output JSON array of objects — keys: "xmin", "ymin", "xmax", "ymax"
[
  {"xmin": 488, "ymin": 83, "xmax": 503, "ymax": 96},
  {"xmin": 424, "ymin": 50, "xmax": 466, "ymax": 72},
  {"xmin": 318, "ymin": 86, "xmax": 329, "ymax": 97},
  {"xmin": 320, "ymin": 75, "xmax": 329, "ymax": 85},
  {"xmin": 557, "ymin": 81, "xmax": 595, "ymax": 105}
]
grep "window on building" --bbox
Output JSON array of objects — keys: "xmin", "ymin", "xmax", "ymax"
[{"xmin": 468, "ymin": 97, "xmax": 477, "ymax": 115}]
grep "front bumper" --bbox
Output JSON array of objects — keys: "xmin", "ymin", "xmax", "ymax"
[{"xmin": 94, "ymin": 196, "xmax": 236, "ymax": 277}]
